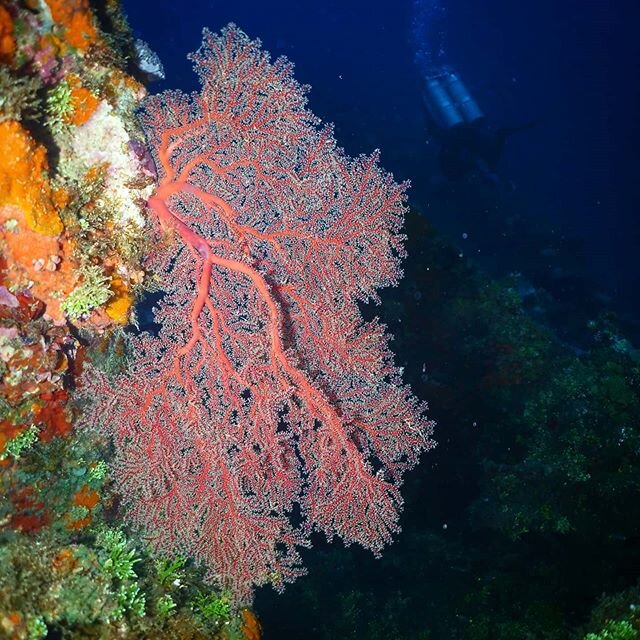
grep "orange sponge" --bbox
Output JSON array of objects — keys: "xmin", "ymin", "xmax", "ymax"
[
  {"xmin": 45, "ymin": 0, "xmax": 99, "ymax": 51},
  {"xmin": 0, "ymin": 4, "xmax": 15, "ymax": 64},
  {"xmin": 0, "ymin": 121, "xmax": 64, "ymax": 236}
]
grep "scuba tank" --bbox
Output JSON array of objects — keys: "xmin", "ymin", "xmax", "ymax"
[
  {"xmin": 423, "ymin": 74, "xmax": 464, "ymax": 129},
  {"xmin": 423, "ymin": 68, "xmax": 484, "ymax": 130},
  {"xmin": 442, "ymin": 71, "xmax": 484, "ymax": 123}
]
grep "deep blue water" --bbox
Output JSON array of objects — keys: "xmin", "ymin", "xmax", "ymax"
[{"xmin": 123, "ymin": 0, "xmax": 639, "ymax": 325}]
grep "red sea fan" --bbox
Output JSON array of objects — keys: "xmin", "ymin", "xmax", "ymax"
[{"xmin": 86, "ymin": 24, "xmax": 435, "ymax": 603}]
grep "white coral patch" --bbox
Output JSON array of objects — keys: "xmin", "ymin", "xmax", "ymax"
[{"xmin": 66, "ymin": 100, "xmax": 153, "ymax": 227}]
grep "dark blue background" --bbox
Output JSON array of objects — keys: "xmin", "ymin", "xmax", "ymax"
[{"xmin": 122, "ymin": 0, "xmax": 639, "ymax": 323}]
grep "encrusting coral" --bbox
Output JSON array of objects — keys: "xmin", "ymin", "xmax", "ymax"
[{"xmin": 1, "ymin": 0, "xmax": 152, "ymax": 328}]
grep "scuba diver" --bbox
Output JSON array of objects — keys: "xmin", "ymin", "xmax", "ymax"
[{"xmin": 422, "ymin": 67, "xmax": 537, "ymax": 186}]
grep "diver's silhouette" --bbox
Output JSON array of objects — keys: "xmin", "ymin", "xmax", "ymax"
[{"xmin": 422, "ymin": 68, "xmax": 537, "ymax": 185}]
